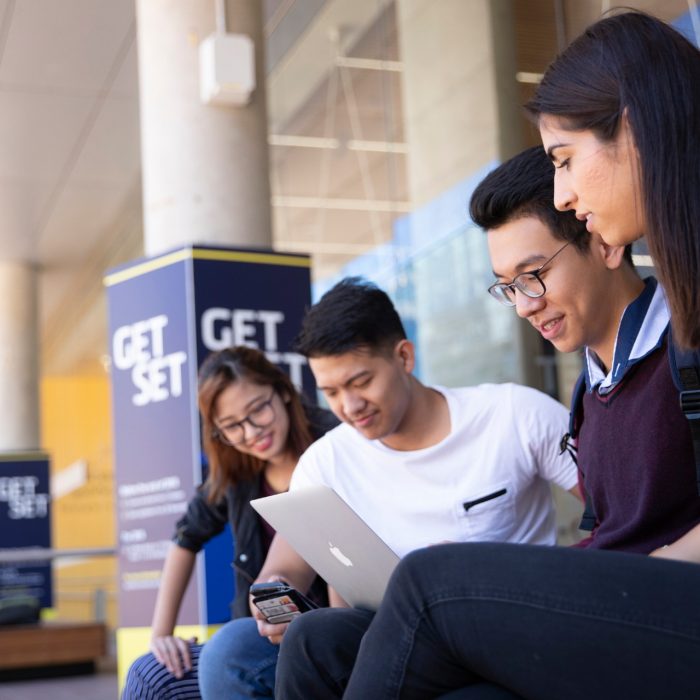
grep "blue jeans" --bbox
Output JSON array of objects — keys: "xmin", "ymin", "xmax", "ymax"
[
  {"xmin": 342, "ymin": 543, "xmax": 700, "ymax": 699},
  {"xmin": 198, "ymin": 617, "xmax": 278, "ymax": 699}
]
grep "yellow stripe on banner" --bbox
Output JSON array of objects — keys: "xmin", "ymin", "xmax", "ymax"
[
  {"xmin": 103, "ymin": 247, "xmax": 310, "ymax": 287},
  {"xmin": 191, "ymin": 248, "xmax": 310, "ymax": 268},
  {"xmin": 103, "ymin": 249, "xmax": 191, "ymax": 287},
  {"xmin": 0, "ymin": 451, "xmax": 49, "ymax": 462}
]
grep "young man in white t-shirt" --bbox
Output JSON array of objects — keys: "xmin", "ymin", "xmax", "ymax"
[
  {"xmin": 277, "ymin": 279, "xmax": 579, "ymax": 694},
  {"xmin": 196, "ymin": 278, "xmax": 579, "ymax": 698}
]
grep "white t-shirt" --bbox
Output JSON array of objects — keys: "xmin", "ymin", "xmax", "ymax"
[{"xmin": 291, "ymin": 384, "xmax": 578, "ymax": 558}]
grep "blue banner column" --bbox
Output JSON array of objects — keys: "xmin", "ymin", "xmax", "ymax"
[
  {"xmin": 0, "ymin": 453, "xmax": 52, "ymax": 613},
  {"xmin": 105, "ymin": 245, "xmax": 314, "ymax": 682}
]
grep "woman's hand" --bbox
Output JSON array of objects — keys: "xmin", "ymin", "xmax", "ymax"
[
  {"xmin": 649, "ymin": 524, "xmax": 700, "ymax": 564},
  {"xmin": 150, "ymin": 634, "xmax": 197, "ymax": 678}
]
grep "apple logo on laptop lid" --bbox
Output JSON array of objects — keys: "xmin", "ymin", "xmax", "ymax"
[{"xmin": 328, "ymin": 541, "xmax": 353, "ymax": 567}]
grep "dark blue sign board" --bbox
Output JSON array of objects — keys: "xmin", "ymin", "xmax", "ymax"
[
  {"xmin": 105, "ymin": 246, "xmax": 313, "ymax": 639},
  {"xmin": 0, "ymin": 453, "xmax": 52, "ymax": 609}
]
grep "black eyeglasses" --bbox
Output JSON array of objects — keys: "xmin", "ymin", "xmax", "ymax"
[
  {"xmin": 212, "ymin": 391, "xmax": 277, "ymax": 446},
  {"xmin": 487, "ymin": 242, "xmax": 571, "ymax": 307}
]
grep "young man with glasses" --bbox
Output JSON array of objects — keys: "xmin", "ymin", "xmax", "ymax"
[
  {"xmin": 199, "ymin": 275, "xmax": 581, "ymax": 699},
  {"xmin": 278, "ymin": 146, "xmax": 700, "ymax": 699},
  {"xmin": 479, "ymin": 146, "xmax": 700, "ymax": 555}
]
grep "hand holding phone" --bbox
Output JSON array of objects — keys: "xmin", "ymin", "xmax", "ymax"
[{"xmin": 250, "ymin": 581, "xmax": 317, "ymax": 625}]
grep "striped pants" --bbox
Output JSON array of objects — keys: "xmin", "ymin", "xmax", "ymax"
[
  {"xmin": 122, "ymin": 643, "xmax": 203, "ymax": 699},
  {"xmin": 121, "ymin": 619, "xmax": 278, "ymax": 699}
]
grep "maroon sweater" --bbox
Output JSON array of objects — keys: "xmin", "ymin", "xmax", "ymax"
[{"xmin": 576, "ymin": 341, "xmax": 700, "ymax": 553}]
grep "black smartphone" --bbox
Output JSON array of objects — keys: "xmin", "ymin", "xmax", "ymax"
[{"xmin": 250, "ymin": 581, "xmax": 317, "ymax": 624}]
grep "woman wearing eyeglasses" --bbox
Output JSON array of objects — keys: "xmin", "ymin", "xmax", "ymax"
[{"xmin": 122, "ymin": 346, "xmax": 337, "ymax": 699}]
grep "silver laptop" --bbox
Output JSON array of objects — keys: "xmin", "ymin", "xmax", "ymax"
[{"xmin": 251, "ymin": 485, "xmax": 400, "ymax": 611}]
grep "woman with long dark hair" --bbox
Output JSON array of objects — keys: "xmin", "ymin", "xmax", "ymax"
[
  {"xmin": 319, "ymin": 11, "xmax": 700, "ymax": 700},
  {"xmin": 528, "ymin": 10, "xmax": 700, "ymax": 351},
  {"xmin": 122, "ymin": 346, "xmax": 335, "ymax": 699}
]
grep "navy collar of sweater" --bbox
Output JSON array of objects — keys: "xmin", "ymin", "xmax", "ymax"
[{"xmin": 585, "ymin": 277, "xmax": 670, "ymax": 395}]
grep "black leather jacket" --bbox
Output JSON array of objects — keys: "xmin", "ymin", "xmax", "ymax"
[{"xmin": 173, "ymin": 403, "xmax": 338, "ymax": 618}]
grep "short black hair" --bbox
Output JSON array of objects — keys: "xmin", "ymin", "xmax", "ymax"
[
  {"xmin": 469, "ymin": 146, "xmax": 589, "ymax": 251},
  {"xmin": 295, "ymin": 277, "xmax": 407, "ymax": 358},
  {"xmin": 469, "ymin": 146, "xmax": 632, "ymax": 264}
]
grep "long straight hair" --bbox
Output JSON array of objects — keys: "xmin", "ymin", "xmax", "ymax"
[
  {"xmin": 198, "ymin": 346, "xmax": 313, "ymax": 503},
  {"xmin": 526, "ymin": 11, "xmax": 700, "ymax": 348}
]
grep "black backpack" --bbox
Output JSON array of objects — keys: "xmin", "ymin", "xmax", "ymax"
[{"xmin": 561, "ymin": 327, "xmax": 700, "ymax": 531}]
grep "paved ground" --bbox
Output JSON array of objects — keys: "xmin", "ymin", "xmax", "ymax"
[{"xmin": 0, "ymin": 668, "xmax": 118, "ymax": 699}]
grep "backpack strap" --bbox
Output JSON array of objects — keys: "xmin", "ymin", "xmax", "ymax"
[
  {"xmin": 560, "ymin": 371, "xmax": 597, "ymax": 531},
  {"xmin": 667, "ymin": 327, "xmax": 700, "ymax": 495},
  {"xmin": 578, "ymin": 492, "xmax": 597, "ymax": 531},
  {"xmin": 565, "ymin": 370, "xmax": 587, "ymax": 444}
]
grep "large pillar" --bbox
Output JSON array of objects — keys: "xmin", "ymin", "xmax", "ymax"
[
  {"xmin": 396, "ymin": 0, "xmax": 544, "ymax": 391},
  {"xmin": 397, "ymin": 0, "xmax": 521, "ymax": 207},
  {"xmin": 0, "ymin": 262, "xmax": 39, "ymax": 451},
  {"xmin": 136, "ymin": 0, "xmax": 272, "ymax": 255}
]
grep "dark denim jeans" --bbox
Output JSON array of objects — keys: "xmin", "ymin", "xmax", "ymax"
[
  {"xmin": 276, "ymin": 607, "xmax": 373, "ymax": 699},
  {"xmin": 345, "ymin": 543, "xmax": 700, "ymax": 699},
  {"xmin": 277, "ymin": 543, "xmax": 700, "ymax": 699}
]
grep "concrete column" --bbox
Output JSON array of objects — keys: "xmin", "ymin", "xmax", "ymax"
[
  {"xmin": 136, "ymin": 0, "xmax": 272, "ymax": 256},
  {"xmin": 396, "ymin": 0, "xmax": 546, "ymax": 391},
  {"xmin": 0, "ymin": 262, "xmax": 39, "ymax": 451},
  {"xmin": 397, "ymin": 0, "xmax": 521, "ymax": 206}
]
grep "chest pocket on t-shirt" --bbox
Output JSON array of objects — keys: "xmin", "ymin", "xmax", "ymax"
[{"xmin": 460, "ymin": 481, "xmax": 516, "ymax": 541}]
